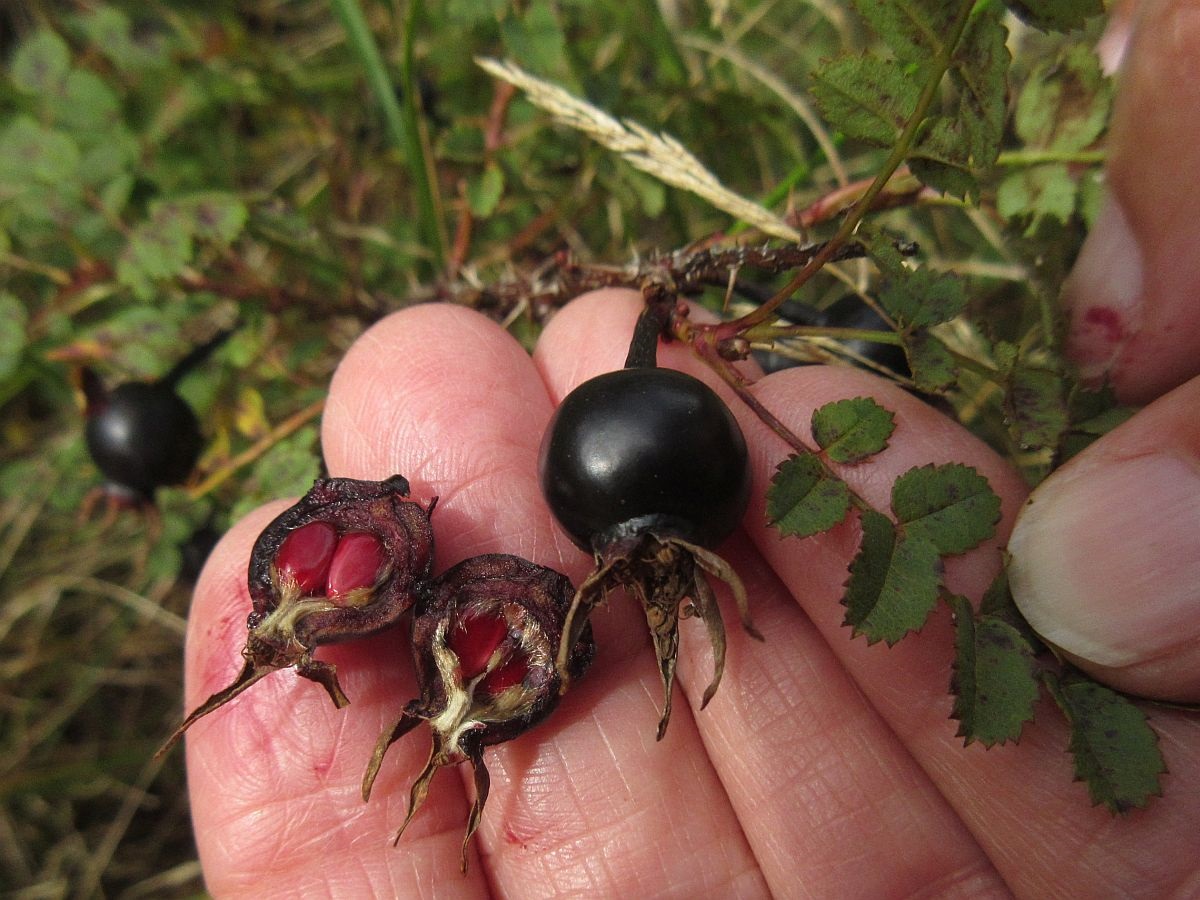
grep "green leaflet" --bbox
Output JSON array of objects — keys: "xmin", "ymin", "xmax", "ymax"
[
  {"xmin": 843, "ymin": 509, "xmax": 942, "ymax": 644},
  {"xmin": 994, "ymin": 341, "xmax": 1070, "ymax": 454},
  {"xmin": 1001, "ymin": 44, "xmax": 1112, "ymax": 232},
  {"xmin": 0, "ymin": 117, "xmax": 81, "ymax": 187},
  {"xmin": 1015, "ymin": 46, "xmax": 1112, "ymax": 153},
  {"xmin": 904, "ymin": 331, "xmax": 957, "ymax": 394},
  {"xmin": 850, "ymin": 0, "xmax": 958, "ymax": 62},
  {"xmin": 812, "ymin": 397, "xmax": 896, "ymax": 464},
  {"xmin": 878, "ymin": 266, "xmax": 967, "ymax": 329},
  {"xmin": 892, "ymin": 463, "xmax": 1001, "ymax": 555},
  {"xmin": 10, "ymin": 29, "xmax": 71, "ymax": 95},
  {"xmin": 1045, "ymin": 673, "xmax": 1166, "ymax": 813},
  {"xmin": 908, "ymin": 5, "xmax": 1008, "ymax": 198},
  {"xmin": 865, "ymin": 234, "xmax": 966, "ymax": 394},
  {"xmin": 949, "ymin": 595, "xmax": 1040, "ymax": 747},
  {"xmin": 766, "ymin": 453, "xmax": 851, "ymax": 539},
  {"xmin": 810, "ymin": 56, "xmax": 919, "ymax": 146},
  {"xmin": 116, "ymin": 193, "xmax": 248, "ymax": 299},
  {"xmin": 997, "ymin": 164, "xmax": 1079, "ymax": 231},
  {"xmin": 815, "ymin": 1, "xmax": 1009, "ymax": 198}
]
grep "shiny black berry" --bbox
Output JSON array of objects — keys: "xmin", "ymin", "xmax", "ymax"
[
  {"xmin": 538, "ymin": 341, "xmax": 759, "ymax": 740},
  {"xmin": 80, "ymin": 328, "xmax": 232, "ymax": 506},
  {"xmin": 538, "ymin": 367, "xmax": 751, "ymax": 553},
  {"xmin": 84, "ymin": 380, "xmax": 204, "ymax": 502}
]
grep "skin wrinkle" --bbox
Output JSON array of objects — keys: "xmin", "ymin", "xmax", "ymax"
[
  {"xmin": 906, "ymin": 860, "xmax": 1013, "ymax": 900},
  {"xmin": 1169, "ymin": 864, "xmax": 1200, "ymax": 900},
  {"xmin": 478, "ymin": 742, "xmax": 596, "ymax": 857},
  {"xmin": 207, "ymin": 802, "xmax": 357, "ymax": 897},
  {"xmin": 482, "ymin": 683, "xmax": 765, "ymax": 896},
  {"xmin": 499, "ymin": 809, "xmax": 634, "ymax": 895},
  {"xmin": 679, "ymin": 627, "xmax": 851, "ymax": 824},
  {"xmin": 428, "ymin": 458, "xmax": 558, "ymax": 566}
]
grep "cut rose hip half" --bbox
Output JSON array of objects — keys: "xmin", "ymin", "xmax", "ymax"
[
  {"xmin": 361, "ymin": 553, "xmax": 594, "ymax": 872},
  {"xmin": 157, "ymin": 474, "xmax": 436, "ymax": 756}
]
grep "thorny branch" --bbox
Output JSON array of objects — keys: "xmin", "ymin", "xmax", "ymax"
[{"xmin": 421, "ymin": 238, "xmax": 892, "ymax": 322}]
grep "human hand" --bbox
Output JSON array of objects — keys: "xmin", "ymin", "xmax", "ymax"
[
  {"xmin": 182, "ymin": 5, "xmax": 1200, "ymax": 894},
  {"xmin": 183, "ymin": 283, "xmax": 1198, "ymax": 896},
  {"xmin": 1008, "ymin": 0, "xmax": 1200, "ymax": 702}
]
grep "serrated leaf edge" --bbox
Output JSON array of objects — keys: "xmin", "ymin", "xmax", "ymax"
[
  {"xmin": 812, "ymin": 396, "xmax": 896, "ymax": 465},
  {"xmin": 1043, "ymin": 671, "xmax": 1167, "ymax": 814},
  {"xmin": 948, "ymin": 596, "xmax": 1039, "ymax": 748}
]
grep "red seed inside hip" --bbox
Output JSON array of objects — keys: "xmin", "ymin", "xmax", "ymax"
[
  {"xmin": 448, "ymin": 611, "xmax": 510, "ymax": 680},
  {"xmin": 478, "ymin": 654, "xmax": 530, "ymax": 695},
  {"xmin": 326, "ymin": 531, "xmax": 386, "ymax": 599},
  {"xmin": 275, "ymin": 520, "xmax": 338, "ymax": 595}
]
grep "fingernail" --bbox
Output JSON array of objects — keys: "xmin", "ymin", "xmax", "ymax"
[
  {"xmin": 1062, "ymin": 196, "xmax": 1144, "ymax": 386},
  {"xmin": 1008, "ymin": 453, "xmax": 1200, "ymax": 667},
  {"xmin": 1096, "ymin": 0, "xmax": 1135, "ymax": 75}
]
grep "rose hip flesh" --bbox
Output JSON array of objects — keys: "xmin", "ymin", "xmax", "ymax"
[
  {"xmin": 477, "ymin": 653, "xmax": 530, "ymax": 696},
  {"xmin": 449, "ymin": 610, "xmax": 510, "ymax": 679}
]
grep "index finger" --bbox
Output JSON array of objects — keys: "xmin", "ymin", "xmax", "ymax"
[{"xmin": 1065, "ymin": 0, "xmax": 1200, "ymax": 402}]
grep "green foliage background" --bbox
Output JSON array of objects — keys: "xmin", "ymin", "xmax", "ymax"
[{"xmin": 0, "ymin": 1, "xmax": 1119, "ymax": 894}]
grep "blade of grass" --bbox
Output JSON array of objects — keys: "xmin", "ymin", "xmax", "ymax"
[{"xmin": 330, "ymin": 0, "xmax": 447, "ymax": 272}]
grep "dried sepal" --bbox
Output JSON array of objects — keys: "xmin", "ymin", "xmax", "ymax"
[
  {"xmin": 157, "ymin": 474, "xmax": 435, "ymax": 757},
  {"xmin": 363, "ymin": 553, "xmax": 593, "ymax": 872},
  {"xmin": 557, "ymin": 531, "xmax": 760, "ymax": 741}
]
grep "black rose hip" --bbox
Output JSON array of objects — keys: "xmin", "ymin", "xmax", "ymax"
[
  {"xmin": 538, "ymin": 302, "xmax": 761, "ymax": 740},
  {"xmin": 361, "ymin": 553, "xmax": 594, "ymax": 871},
  {"xmin": 84, "ymin": 376, "xmax": 203, "ymax": 503},
  {"xmin": 79, "ymin": 328, "xmax": 232, "ymax": 510},
  {"xmin": 157, "ymin": 474, "xmax": 435, "ymax": 756}
]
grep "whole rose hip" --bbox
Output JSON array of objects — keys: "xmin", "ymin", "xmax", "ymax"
[
  {"xmin": 78, "ymin": 328, "xmax": 232, "ymax": 511},
  {"xmin": 539, "ymin": 305, "xmax": 759, "ymax": 740}
]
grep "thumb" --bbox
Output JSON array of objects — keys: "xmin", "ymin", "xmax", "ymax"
[
  {"xmin": 1063, "ymin": 0, "xmax": 1200, "ymax": 404},
  {"xmin": 1007, "ymin": 378, "xmax": 1200, "ymax": 702}
]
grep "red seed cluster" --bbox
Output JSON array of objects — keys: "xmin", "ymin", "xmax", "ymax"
[
  {"xmin": 245, "ymin": 475, "xmax": 435, "ymax": 644},
  {"xmin": 275, "ymin": 521, "xmax": 338, "ymax": 594},
  {"xmin": 275, "ymin": 522, "xmax": 388, "ymax": 603}
]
